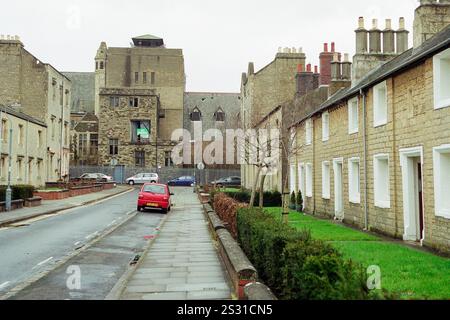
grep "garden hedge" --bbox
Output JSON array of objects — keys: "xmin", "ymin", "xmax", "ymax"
[
  {"xmin": 211, "ymin": 189, "xmax": 282, "ymax": 207},
  {"xmin": 237, "ymin": 207, "xmax": 390, "ymax": 300},
  {"xmin": 0, "ymin": 185, "xmax": 35, "ymax": 202}
]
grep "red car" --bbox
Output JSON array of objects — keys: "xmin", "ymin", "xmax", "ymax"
[{"xmin": 137, "ymin": 183, "xmax": 173, "ymax": 213}]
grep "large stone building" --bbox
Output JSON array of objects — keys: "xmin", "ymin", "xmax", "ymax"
[
  {"xmin": 95, "ymin": 35, "xmax": 185, "ymax": 168},
  {"xmin": 0, "ymin": 107, "xmax": 47, "ymax": 187},
  {"xmin": 0, "ymin": 36, "xmax": 71, "ymax": 182},
  {"xmin": 289, "ymin": 0, "xmax": 450, "ymax": 253},
  {"xmin": 70, "ymin": 112, "xmax": 98, "ymax": 166},
  {"xmin": 183, "ymin": 92, "xmax": 241, "ymax": 168}
]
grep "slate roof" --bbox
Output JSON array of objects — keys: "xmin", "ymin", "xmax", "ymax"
[
  {"xmin": 132, "ymin": 34, "xmax": 163, "ymax": 40},
  {"xmin": 291, "ymin": 23, "xmax": 450, "ymax": 128},
  {"xmin": 0, "ymin": 105, "xmax": 47, "ymax": 127}
]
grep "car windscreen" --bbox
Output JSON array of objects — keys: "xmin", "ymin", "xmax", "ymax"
[{"xmin": 143, "ymin": 185, "xmax": 166, "ymax": 194}]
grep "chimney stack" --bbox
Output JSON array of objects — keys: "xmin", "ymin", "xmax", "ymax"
[
  {"xmin": 248, "ymin": 62, "xmax": 255, "ymax": 75},
  {"xmin": 313, "ymin": 65, "xmax": 320, "ymax": 89},
  {"xmin": 369, "ymin": 19, "xmax": 382, "ymax": 53},
  {"xmin": 319, "ymin": 43, "xmax": 334, "ymax": 85},
  {"xmin": 355, "ymin": 17, "xmax": 368, "ymax": 54},
  {"xmin": 331, "ymin": 53, "xmax": 341, "ymax": 81},
  {"xmin": 383, "ymin": 19, "xmax": 395, "ymax": 53},
  {"xmin": 396, "ymin": 17, "xmax": 409, "ymax": 53},
  {"xmin": 296, "ymin": 63, "xmax": 314, "ymax": 97},
  {"xmin": 341, "ymin": 54, "xmax": 352, "ymax": 80},
  {"xmin": 414, "ymin": 0, "xmax": 450, "ymax": 48}
]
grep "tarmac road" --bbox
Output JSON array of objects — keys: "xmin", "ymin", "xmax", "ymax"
[{"xmin": 0, "ymin": 188, "xmax": 164, "ymax": 299}]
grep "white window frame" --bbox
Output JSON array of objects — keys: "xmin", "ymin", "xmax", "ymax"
[
  {"xmin": 290, "ymin": 163, "xmax": 297, "ymax": 193},
  {"xmin": 322, "ymin": 112, "xmax": 330, "ymax": 142},
  {"xmin": 348, "ymin": 157, "xmax": 361, "ymax": 204},
  {"xmin": 305, "ymin": 163, "xmax": 313, "ymax": 198},
  {"xmin": 433, "ymin": 48, "xmax": 450, "ymax": 110},
  {"xmin": 298, "ymin": 163, "xmax": 305, "ymax": 197},
  {"xmin": 373, "ymin": 154, "xmax": 390, "ymax": 209},
  {"xmin": 373, "ymin": 81, "xmax": 388, "ymax": 127},
  {"xmin": 305, "ymin": 119, "xmax": 312, "ymax": 145},
  {"xmin": 433, "ymin": 144, "xmax": 450, "ymax": 219},
  {"xmin": 348, "ymin": 97, "xmax": 359, "ymax": 134},
  {"xmin": 322, "ymin": 161, "xmax": 331, "ymax": 200}
]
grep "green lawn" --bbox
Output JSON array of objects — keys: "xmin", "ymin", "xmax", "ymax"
[
  {"xmin": 217, "ymin": 187, "xmax": 241, "ymax": 193},
  {"xmin": 265, "ymin": 207, "xmax": 450, "ymax": 300}
]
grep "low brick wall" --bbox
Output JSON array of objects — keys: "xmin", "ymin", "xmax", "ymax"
[
  {"xmin": 0, "ymin": 199, "xmax": 25, "ymax": 212},
  {"xmin": 34, "ymin": 190, "xmax": 70, "ymax": 200},
  {"xmin": 25, "ymin": 197, "xmax": 42, "ymax": 208}
]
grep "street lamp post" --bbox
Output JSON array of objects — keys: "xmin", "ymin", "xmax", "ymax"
[{"xmin": 5, "ymin": 128, "xmax": 12, "ymax": 211}]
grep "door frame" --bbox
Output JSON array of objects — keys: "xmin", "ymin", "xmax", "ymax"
[
  {"xmin": 399, "ymin": 147, "xmax": 425, "ymax": 243},
  {"xmin": 333, "ymin": 158, "xmax": 344, "ymax": 220}
]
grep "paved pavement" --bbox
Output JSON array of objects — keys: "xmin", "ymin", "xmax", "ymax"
[
  {"xmin": 0, "ymin": 188, "xmax": 137, "ymax": 297},
  {"xmin": 120, "ymin": 187, "xmax": 232, "ymax": 300},
  {"xmin": 0, "ymin": 186, "xmax": 132, "ymax": 227}
]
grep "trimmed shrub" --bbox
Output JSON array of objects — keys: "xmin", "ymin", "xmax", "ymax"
[
  {"xmin": 296, "ymin": 190, "xmax": 303, "ymax": 212},
  {"xmin": 213, "ymin": 193, "xmax": 247, "ymax": 238},
  {"xmin": 219, "ymin": 189, "xmax": 282, "ymax": 207},
  {"xmin": 0, "ymin": 184, "xmax": 35, "ymax": 202},
  {"xmin": 237, "ymin": 207, "xmax": 387, "ymax": 300}
]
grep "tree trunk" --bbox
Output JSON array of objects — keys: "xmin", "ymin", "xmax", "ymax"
[
  {"xmin": 249, "ymin": 165, "xmax": 262, "ymax": 209},
  {"xmin": 282, "ymin": 170, "xmax": 290, "ymax": 224},
  {"xmin": 259, "ymin": 174, "xmax": 267, "ymax": 209}
]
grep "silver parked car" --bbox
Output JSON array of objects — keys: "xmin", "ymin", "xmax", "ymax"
[
  {"xmin": 126, "ymin": 173, "xmax": 159, "ymax": 185},
  {"xmin": 79, "ymin": 173, "xmax": 113, "ymax": 182}
]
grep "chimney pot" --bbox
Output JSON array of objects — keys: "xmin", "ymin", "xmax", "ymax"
[
  {"xmin": 324, "ymin": 43, "xmax": 328, "ymax": 52},
  {"xmin": 314, "ymin": 65, "xmax": 319, "ymax": 74},
  {"xmin": 331, "ymin": 42, "xmax": 335, "ymax": 52},
  {"xmin": 344, "ymin": 53, "xmax": 349, "ymax": 62},
  {"xmin": 399, "ymin": 17, "xmax": 405, "ymax": 30},
  {"xmin": 372, "ymin": 19, "xmax": 379, "ymax": 30},
  {"xmin": 385, "ymin": 19, "xmax": 392, "ymax": 30},
  {"xmin": 358, "ymin": 17, "xmax": 365, "ymax": 29},
  {"xmin": 297, "ymin": 64, "xmax": 303, "ymax": 73},
  {"xmin": 306, "ymin": 64, "xmax": 312, "ymax": 72}
]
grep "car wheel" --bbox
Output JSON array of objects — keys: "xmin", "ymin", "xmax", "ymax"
[
  {"xmin": 129, "ymin": 180, "xmax": 135, "ymax": 186},
  {"xmin": 151, "ymin": 180, "xmax": 156, "ymax": 184},
  {"xmin": 162, "ymin": 208, "xmax": 168, "ymax": 214},
  {"xmin": 168, "ymin": 206, "xmax": 171, "ymax": 212},
  {"xmin": 217, "ymin": 184, "xmax": 223, "ymax": 188},
  {"xmin": 137, "ymin": 206, "xmax": 142, "ymax": 212}
]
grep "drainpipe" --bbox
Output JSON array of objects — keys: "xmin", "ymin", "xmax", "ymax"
[
  {"xmin": 25, "ymin": 120, "xmax": 29, "ymax": 184},
  {"xmin": 360, "ymin": 89, "xmax": 369, "ymax": 231}
]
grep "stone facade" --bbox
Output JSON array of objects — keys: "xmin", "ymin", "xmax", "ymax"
[
  {"xmin": 0, "ymin": 107, "xmax": 47, "ymax": 187},
  {"xmin": 290, "ymin": 12, "xmax": 450, "ymax": 253},
  {"xmin": 95, "ymin": 36, "xmax": 185, "ymax": 141},
  {"xmin": 0, "ymin": 37, "xmax": 71, "ymax": 182},
  {"xmin": 97, "ymin": 88, "xmax": 174, "ymax": 168}
]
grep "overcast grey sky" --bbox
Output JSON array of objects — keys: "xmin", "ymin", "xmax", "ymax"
[{"xmin": 1, "ymin": 0, "xmax": 418, "ymax": 92}]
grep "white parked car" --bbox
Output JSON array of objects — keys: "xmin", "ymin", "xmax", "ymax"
[
  {"xmin": 126, "ymin": 173, "xmax": 159, "ymax": 185},
  {"xmin": 79, "ymin": 173, "xmax": 113, "ymax": 182}
]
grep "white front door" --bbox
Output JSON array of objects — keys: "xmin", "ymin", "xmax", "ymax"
[
  {"xmin": 400, "ymin": 147, "xmax": 424, "ymax": 242},
  {"xmin": 333, "ymin": 158, "xmax": 344, "ymax": 220}
]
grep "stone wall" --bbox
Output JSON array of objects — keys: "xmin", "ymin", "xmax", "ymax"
[{"xmin": 97, "ymin": 88, "xmax": 175, "ymax": 167}]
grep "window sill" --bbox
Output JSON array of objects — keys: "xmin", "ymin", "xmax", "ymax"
[
  {"xmin": 322, "ymin": 195, "xmax": 330, "ymax": 200},
  {"xmin": 350, "ymin": 198, "xmax": 361, "ymax": 204},
  {"xmin": 322, "ymin": 138, "xmax": 329, "ymax": 143},
  {"xmin": 306, "ymin": 194, "xmax": 313, "ymax": 198},
  {"xmin": 373, "ymin": 121, "xmax": 387, "ymax": 128},
  {"xmin": 375, "ymin": 200, "xmax": 390, "ymax": 209},
  {"xmin": 348, "ymin": 129, "xmax": 359, "ymax": 135},
  {"xmin": 434, "ymin": 99, "xmax": 450, "ymax": 110},
  {"xmin": 435, "ymin": 208, "xmax": 450, "ymax": 220}
]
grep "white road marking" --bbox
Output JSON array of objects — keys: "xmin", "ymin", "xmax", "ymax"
[
  {"xmin": 0, "ymin": 281, "xmax": 10, "ymax": 290},
  {"xmin": 74, "ymin": 241, "xmax": 81, "ymax": 246},
  {"xmin": 36, "ymin": 257, "xmax": 53, "ymax": 267},
  {"xmin": 85, "ymin": 231, "xmax": 99, "ymax": 240}
]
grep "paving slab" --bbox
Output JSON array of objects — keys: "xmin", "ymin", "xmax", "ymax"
[{"xmin": 120, "ymin": 187, "xmax": 231, "ymax": 300}]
